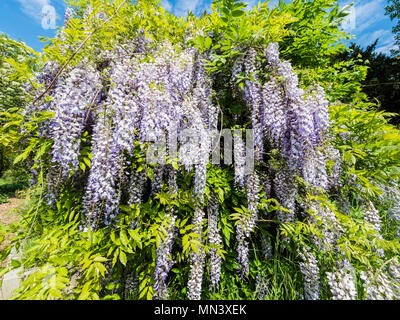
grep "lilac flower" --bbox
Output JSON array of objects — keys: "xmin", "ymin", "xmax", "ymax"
[
  {"xmin": 273, "ymin": 169, "xmax": 297, "ymax": 223},
  {"xmin": 360, "ymin": 268, "xmax": 400, "ymax": 300},
  {"xmin": 236, "ymin": 172, "xmax": 260, "ymax": 278},
  {"xmin": 64, "ymin": 7, "xmax": 75, "ymax": 25},
  {"xmin": 50, "ymin": 64, "xmax": 100, "ymax": 178},
  {"xmin": 303, "ymin": 148, "xmax": 328, "ymax": 190},
  {"xmin": 153, "ymin": 213, "xmax": 177, "ymax": 299},
  {"xmin": 264, "ymin": 43, "xmax": 325, "ymax": 173},
  {"xmin": 128, "ymin": 169, "xmax": 147, "ymax": 206},
  {"xmin": 327, "ymin": 259, "xmax": 357, "ymax": 300},
  {"xmin": 326, "ymin": 146, "xmax": 343, "ymax": 191},
  {"xmin": 233, "ymin": 130, "xmax": 247, "ymax": 189},
  {"xmin": 243, "ymin": 49, "xmax": 264, "ymax": 161},
  {"xmin": 307, "ymin": 200, "xmax": 342, "ymax": 252},
  {"xmin": 299, "ymin": 247, "xmax": 320, "ymax": 300},
  {"xmin": 187, "ymin": 206, "xmax": 206, "ymax": 300},
  {"xmin": 47, "ymin": 63, "xmax": 101, "ymax": 204},
  {"xmin": 153, "ymin": 167, "xmax": 179, "ymax": 299},
  {"xmin": 151, "ymin": 166, "xmax": 164, "ymax": 196},
  {"xmin": 208, "ymin": 191, "xmax": 222, "ymax": 290},
  {"xmin": 363, "ymin": 201, "xmax": 385, "ymax": 257},
  {"xmin": 261, "ymin": 79, "xmax": 287, "ymax": 148},
  {"xmin": 305, "ymin": 85, "xmax": 330, "ymax": 145},
  {"xmin": 364, "ymin": 201, "xmax": 382, "ymax": 234},
  {"xmin": 83, "ymin": 110, "xmax": 122, "ymax": 227}
]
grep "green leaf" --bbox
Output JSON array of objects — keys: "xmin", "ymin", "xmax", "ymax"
[
  {"xmin": 231, "ymin": 10, "xmax": 244, "ymax": 17},
  {"xmin": 11, "ymin": 259, "xmax": 21, "ymax": 268},
  {"xmin": 120, "ymin": 230, "xmax": 128, "ymax": 246},
  {"xmin": 119, "ymin": 250, "xmax": 127, "ymax": 266},
  {"xmin": 204, "ymin": 36, "xmax": 212, "ymax": 50},
  {"xmin": 79, "ymin": 162, "xmax": 86, "ymax": 172}
]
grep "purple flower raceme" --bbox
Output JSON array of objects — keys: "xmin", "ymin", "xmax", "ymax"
[
  {"xmin": 50, "ymin": 64, "xmax": 101, "ymax": 177},
  {"xmin": 327, "ymin": 259, "xmax": 357, "ymax": 300},
  {"xmin": 208, "ymin": 191, "xmax": 222, "ymax": 290},
  {"xmin": 153, "ymin": 167, "xmax": 179, "ymax": 299},
  {"xmin": 83, "ymin": 109, "xmax": 122, "ymax": 228},
  {"xmin": 243, "ymin": 49, "xmax": 264, "ymax": 161},
  {"xmin": 233, "ymin": 130, "xmax": 247, "ymax": 189},
  {"xmin": 64, "ymin": 7, "xmax": 75, "ymax": 25},
  {"xmin": 360, "ymin": 269, "xmax": 400, "ymax": 300},
  {"xmin": 128, "ymin": 168, "xmax": 147, "ymax": 206},
  {"xmin": 151, "ymin": 166, "xmax": 165, "ymax": 196},
  {"xmin": 187, "ymin": 206, "xmax": 206, "ymax": 300},
  {"xmin": 264, "ymin": 43, "xmax": 326, "ymax": 174},
  {"xmin": 273, "ymin": 169, "xmax": 297, "ymax": 223},
  {"xmin": 261, "ymin": 78, "xmax": 287, "ymax": 148},
  {"xmin": 153, "ymin": 212, "xmax": 177, "ymax": 299},
  {"xmin": 307, "ymin": 200, "xmax": 342, "ymax": 253},
  {"xmin": 363, "ymin": 201, "xmax": 385, "ymax": 257},
  {"xmin": 305, "ymin": 85, "xmax": 330, "ymax": 146},
  {"xmin": 46, "ymin": 63, "xmax": 101, "ymax": 204},
  {"xmin": 299, "ymin": 247, "xmax": 320, "ymax": 300},
  {"xmin": 326, "ymin": 145, "xmax": 343, "ymax": 191},
  {"xmin": 303, "ymin": 148, "xmax": 328, "ymax": 190},
  {"xmin": 236, "ymin": 171, "xmax": 260, "ymax": 278}
]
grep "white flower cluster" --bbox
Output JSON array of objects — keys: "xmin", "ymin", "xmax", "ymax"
[
  {"xmin": 153, "ymin": 213, "xmax": 177, "ymax": 299},
  {"xmin": 379, "ymin": 183, "xmax": 400, "ymax": 224},
  {"xmin": 260, "ymin": 236, "xmax": 274, "ymax": 260},
  {"xmin": 255, "ymin": 273, "xmax": 269, "ymax": 300},
  {"xmin": 299, "ymin": 247, "xmax": 320, "ymax": 300},
  {"xmin": 308, "ymin": 201, "xmax": 342, "ymax": 253},
  {"xmin": 326, "ymin": 145, "xmax": 343, "ymax": 191},
  {"xmin": 207, "ymin": 191, "xmax": 222, "ymax": 290},
  {"xmin": 153, "ymin": 167, "xmax": 179, "ymax": 299},
  {"xmin": 364, "ymin": 201, "xmax": 382, "ymax": 234},
  {"xmin": 360, "ymin": 268, "xmax": 400, "ymax": 300},
  {"xmin": 236, "ymin": 172, "xmax": 260, "ymax": 278},
  {"xmin": 274, "ymin": 169, "xmax": 297, "ymax": 223},
  {"xmin": 364, "ymin": 201, "xmax": 385, "ymax": 257},
  {"xmin": 326, "ymin": 259, "xmax": 357, "ymax": 300},
  {"xmin": 187, "ymin": 206, "xmax": 206, "ymax": 300},
  {"xmin": 233, "ymin": 130, "xmax": 247, "ymax": 189}
]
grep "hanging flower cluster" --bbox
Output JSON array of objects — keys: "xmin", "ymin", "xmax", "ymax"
[
  {"xmin": 299, "ymin": 247, "xmax": 320, "ymax": 300},
  {"xmin": 187, "ymin": 206, "xmax": 206, "ymax": 300},
  {"xmin": 360, "ymin": 260, "xmax": 400, "ymax": 300},
  {"xmin": 326, "ymin": 259, "xmax": 357, "ymax": 300},
  {"xmin": 153, "ymin": 167, "xmax": 178, "ymax": 299},
  {"xmin": 207, "ymin": 191, "xmax": 222, "ymax": 290},
  {"xmin": 236, "ymin": 172, "xmax": 260, "ymax": 278}
]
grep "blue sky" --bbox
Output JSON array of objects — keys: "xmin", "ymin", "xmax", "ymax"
[{"xmin": 0, "ymin": 0, "xmax": 397, "ymax": 54}]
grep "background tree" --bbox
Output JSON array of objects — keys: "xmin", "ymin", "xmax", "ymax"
[
  {"xmin": 385, "ymin": 0, "xmax": 400, "ymax": 56},
  {"xmin": 336, "ymin": 40, "xmax": 400, "ymax": 125},
  {"xmin": 0, "ymin": 33, "xmax": 36, "ymax": 195}
]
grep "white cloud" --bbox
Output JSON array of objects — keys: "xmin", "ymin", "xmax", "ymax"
[
  {"xmin": 375, "ymin": 41, "xmax": 397, "ymax": 54},
  {"xmin": 162, "ymin": 0, "xmax": 173, "ymax": 12},
  {"xmin": 245, "ymin": 0, "xmax": 258, "ymax": 9},
  {"xmin": 173, "ymin": 0, "xmax": 212, "ymax": 17},
  {"xmin": 358, "ymin": 28, "xmax": 393, "ymax": 48},
  {"xmin": 353, "ymin": 0, "xmax": 386, "ymax": 33},
  {"xmin": 16, "ymin": 0, "xmax": 51, "ymax": 23},
  {"xmin": 268, "ymin": 0, "xmax": 279, "ymax": 8}
]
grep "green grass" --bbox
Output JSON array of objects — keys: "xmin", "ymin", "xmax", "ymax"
[{"xmin": 0, "ymin": 168, "xmax": 30, "ymax": 203}]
